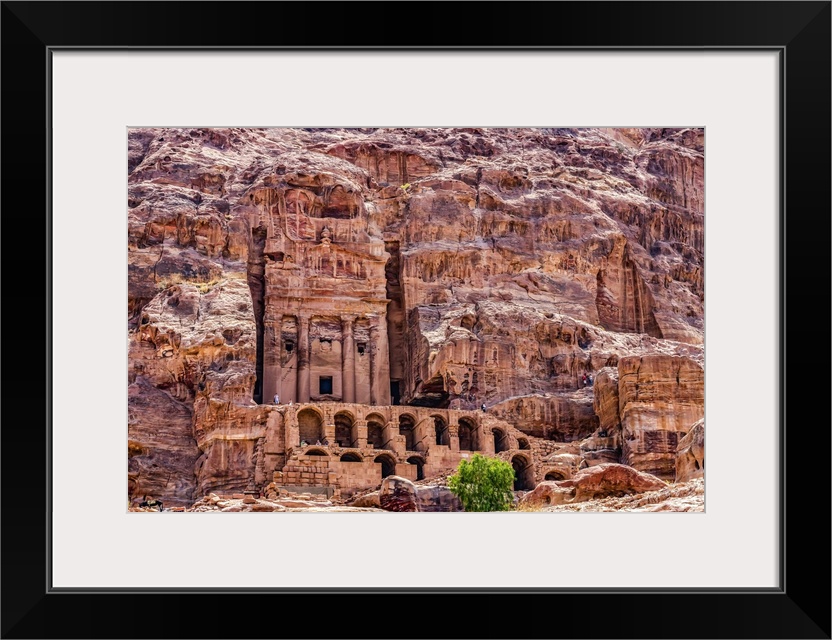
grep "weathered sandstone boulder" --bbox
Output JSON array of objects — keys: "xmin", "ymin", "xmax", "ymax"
[
  {"xmin": 415, "ymin": 485, "xmax": 463, "ymax": 512},
  {"xmin": 350, "ymin": 492, "xmax": 381, "ymax": 508},
  {"xmin": 379, "ymin": 475, "xmax": 419, "ymax": 512},
  {"xmin": 518, "ymin": 482, "xmax": 575, "ymax": 508},
  {"xmin": 542, "ymin": 477, "xmax": 704, "ymax": 512},
  {"xmin": 519, "ymin": 463, "xmax": 666, "ymax": 508},
  {"xmin": 675, "ymin": 419, "xmax": 704, "ymax": 482}
]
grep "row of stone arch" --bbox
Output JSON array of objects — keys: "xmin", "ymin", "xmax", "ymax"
[
  {"xmin": 304, "ymin": 447, "xmax": 426, "ymax": 481},
  {"xmin": 506, "ymin": 454, "xmax": 571, "ymax": 491},
  {"xmin": 303, "ymin": 439, "xmax": 550, "ymax": 490},
  {"xmin": 307, "ymin": 446, "xmax": 545, "ymax": 490},
  {"xmin": 297, "ymin": 407, "xmax": 531, "ymax": 454}
]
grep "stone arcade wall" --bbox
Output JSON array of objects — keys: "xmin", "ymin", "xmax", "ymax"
[{"xmin": 263, "ymin": 402, "xmax": 536, "ymax": 497}]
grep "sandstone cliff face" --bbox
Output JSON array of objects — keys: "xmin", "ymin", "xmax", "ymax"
[{"xmin": 127, "ymin": 127, "xmax": 704, "ymax": 504}]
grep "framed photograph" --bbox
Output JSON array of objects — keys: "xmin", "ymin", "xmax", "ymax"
[{"xmin": 3, "ymin": 2, "xmax": 829, "ymax": 638}]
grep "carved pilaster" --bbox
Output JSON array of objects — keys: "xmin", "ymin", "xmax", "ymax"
[
  {"xmin": 369, "ymin": 315, "xmax": 391, "ymax": 406},
  {"xmin": 342, "ymin": 315, "xmax": 356, "ymax": 403},
  {"xmin": 354, "ymin": 419, "xmax": 368, "ymax": 449},
  {"xmin": 297, "ymin": 314, "xmax": 311, "ymax": 402},
  {"xmin": 448, "ymin": 425, "xmax": 460, "ymax": 452}
]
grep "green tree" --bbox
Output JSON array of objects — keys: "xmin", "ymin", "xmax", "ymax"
[{"xmin": 447, "ymin": 453, "xmax": 515, "ymax": 512}]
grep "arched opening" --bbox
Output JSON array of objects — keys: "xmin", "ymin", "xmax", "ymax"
[
  {"xmin": 365, "ymin": 412, "xmax": 386, "ymax": 425},
  {"xmin": 511, "ymin": 455, "xmax": 535, "ymax": 491},
  {"xmin": 544, "ymin": 471, "xmax": 566, "ymax": 482},
  {"xmin": 458, "ymin": 422, "xmax": 473, "ymax": 451},
  {"xmin": 367, "ymin": 423, "xmax": 384, "ymax": 449},
  {"xmin": 493, "ymin": 428, "xmax": 508, "ymax": 453},
  {"xmin": 399, "ymin": 414, "xmax": 417, "ymax": 451},
  {"xmin": 459, "ymin": 418, "xmax": 480, "ymax": 451},
  {"xmin": 517, "ymin": 437, "xmax": 530, "ymax": 450},
  {"xmin": 297, "ymin": 408, "xmax": 323, "ymax": 446},
  {"xmin": 412, "ymin": 373, "xmax": 449, "ymax": 408},
  {"xmin": 366, "ymin": 413, "xmax": 387, "ymax": 450},
  {"xmin": 334, "ymin": 411, "xmax": 354, "ymax": 448},
  {"xmin": 406, "ymin": 456, "xmax": 425, "ymax": 481},
  {"xmin": 305, "ymin": 448, "xmax": 328, "ymax": 457},
  {"xmin": 433, "ymin": 416, "xmax": 449, "ymax": 446},
  {"xmin": 374, "ymin": 454, "xmax": 397, "ymax": 479},
  {"xmin": 340, "ymin": 452, "xmax": 362, "ymax": 462},
  {"xmin": 321, "ymin": 185, "xmax": 357, "ymax": 219}
]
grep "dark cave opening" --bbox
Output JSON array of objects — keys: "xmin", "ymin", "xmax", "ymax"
[{"xmin": 248, "ymin": 225, "xmax": 267, "ymax": 404}]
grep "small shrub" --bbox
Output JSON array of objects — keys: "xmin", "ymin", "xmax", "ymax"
[
  {"xmin": 195, "ymin": 278, "xmax": 221, "ymax": 293},
  {"xmin": 514, "ymin": 500, "xmax": 543, "ymax": 512},
  {"xmin": 155, "ymin": 273, "xmax": 184, "ymax": 290},
  {"xmin": 155, "ymin": 270, "xmax": 246, "ymax": 294},
  {"xmin": 447, "ymin": 453, "xmax": 515, "ymax": 512}
]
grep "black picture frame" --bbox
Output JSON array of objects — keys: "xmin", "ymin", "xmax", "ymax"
[{"xmin": 2, "ymin": 2, "xmax": 829, "ymax": 638}]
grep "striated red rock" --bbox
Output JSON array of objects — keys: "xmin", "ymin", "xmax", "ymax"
[
  {"xmin": 593, "ymin": 367, "xmax": 621, "ymax": 434},
  {"xmin": 567, "ymin": 463, "xmax": 667, "ymax": 500},
  {"xmin": 128, "ymin": 128, "xmax": 704, "ymax": 504},
  {"xmin": 350, "ymin": 492, "xmax": 381, "ymax": 509},
  {"xmin": 542, "ymin": 477, "xmax": 704, "ymax": 512},
  {"xmin": 617, "ymin": 355, "xmax": 704, "ymax": 478},
  {"xmin": 519, "ymin": 463, "xmax": 667, "ymax": 508},
  {"xmin": 350, "ymin": 485, "xmax": 462, "ymax": 512},
  {"xmin": 517, "ymin": 482, "xmax": 575, "ymax": 508},
  {"xmin": 378, "ymin": 475, "xmax": 419, "ymax": 512},
  {"xmin": 415, "ymin": 485, "xmax": 463, "ymax": 512},
  {"xmin": 128, "ymin": 378, "xmax": 199, "ymax": 507},
  {"xmin": 490, "ymin": 392, "xmax": 598, "ymax": 441},
  {"xmin": 675, "ymin": 419, "xmax": 704, "ymax": 482}
]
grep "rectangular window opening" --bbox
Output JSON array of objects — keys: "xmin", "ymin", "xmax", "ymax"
[{"xmin": 319, "ymin": 376, "xmax": 333, "ymax": 395}]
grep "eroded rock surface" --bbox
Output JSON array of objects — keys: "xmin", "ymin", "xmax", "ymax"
[
  {"xmin": 543, "ymin": 477, "xmax": 704, "ymax": 512},
  {"xmin": 617, "ymin": 355, "xmax": 704, "ymax": 478},
  {"xmin": 519, "ymin": 463, "xmax": 667, "ymax": 508},
  {"xmin": 675, "ymin": 419, "xmax": 705, "ymax": 482},
  {"xmin": 128, "ymin": 128, "xmax": 704, "ymax": 505},
  {"xmin": 378, "ymin": 475, "xmax": 419, "ymax": 512}
]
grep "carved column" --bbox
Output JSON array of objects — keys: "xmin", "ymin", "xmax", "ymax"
[
  {"xmin": 297, "ymin": 314, "xmax": 311, "ymax": 402},
  {"xmin": 323, "ymin": 406, "xmax": 335, "ymax": 445},
  {"xmin": 370, "ymin": 314, "xmax": 391, "ymax": 406},
  {"xmin": 354, "ymin": 420, "xmax": 368, "ymax": 449},
  {"xmin": 448, "ymin": 425, "xmax": 460, "ymax": 452},
  {"xmin": 285, "ymin": 409, "xmax": 299, "ymax": 454},
  {"xmin": 341, "ymin": 316, "xmax": 356, "ymax": 404},
  {"xmin": 262, "ymin": 322, "xmax": 279, "ymax": 404},
  {"xmin": 324, "ymin": 423, "xmax": 336, "ymax": 445},
  {"xmin": 482, "ymin": 424, "xmax": 495, "ymax": 455}
]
